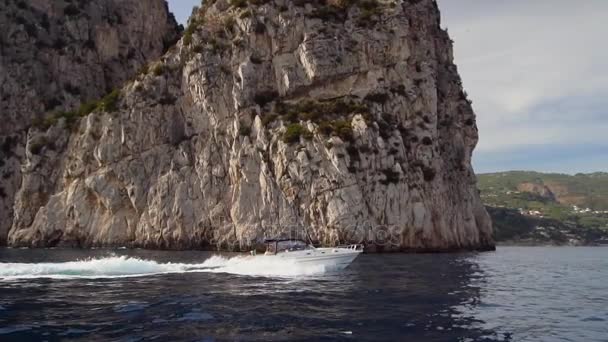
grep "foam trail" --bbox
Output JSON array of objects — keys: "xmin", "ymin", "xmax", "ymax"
[{"xmin": 0, "ymin": 255, "xmax": 327, "ymax": 280}]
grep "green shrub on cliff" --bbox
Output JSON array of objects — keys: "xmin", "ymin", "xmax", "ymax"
[
  {"xmin": 331, "ymin": 119, "xmax": 354, "ymax": 142},
  {"xmin": 98, "ymin": 89, "xmax": 120, "ymax": 112},
  {"xmin": 152, "ymin": 64, "xmax": 168, "ymax": 76},
  {"xmin": 183, "ymin": 17, "xmax": 203, "ymax": 46},
  {"xmin": 33, "ymin": 88, "xmax": 122, "ymax": 130},
  {"xmin": 283, "ymin": 123, "xmax": 312, "ymax": 144},
  {"xmin": 275, "ymin": 99, "xmax": 368, "ymax": 124},
  {"xmin": 77, "ymin": 101, "xmax": 98, "ymax": 117},
  {"xmin": 183, "ymin": 28, "xmax": 194, "ymax": 46}
]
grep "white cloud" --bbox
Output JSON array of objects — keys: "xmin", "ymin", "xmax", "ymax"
[{"xmin": 438, "ymin": 0, "xmax": 608, "ymax": 157}]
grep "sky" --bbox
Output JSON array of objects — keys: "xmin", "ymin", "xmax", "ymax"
[{"xmin": 166, "ymin": 0, "xmax": 608, "ymax": 174}]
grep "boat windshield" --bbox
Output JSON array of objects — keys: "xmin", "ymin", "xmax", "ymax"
[
  {"xmin": 277, "ymin": 240, "xmax": 308, "ymax": 252},
  {"xmin": 266, "ymin": 240, "xmax": 309, "ymax": 254}
]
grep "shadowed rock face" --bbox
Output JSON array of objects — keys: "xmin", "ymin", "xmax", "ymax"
[
  {"xmin": 0, "ymin": 0, "xmax": 181, "ymax": 244},
  {"xmin": 6, "ymin": 0, "xmax": 494, "ymax": 251}
]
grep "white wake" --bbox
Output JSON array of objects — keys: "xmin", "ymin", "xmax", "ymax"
[{"xmin": 0, "ymin": 255, "xmax": 327, "ymax": 280}]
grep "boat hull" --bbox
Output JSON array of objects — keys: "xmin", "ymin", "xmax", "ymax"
[{"xmin": 267, "ymin": 248, "xmax": 362, "ymax": 271}]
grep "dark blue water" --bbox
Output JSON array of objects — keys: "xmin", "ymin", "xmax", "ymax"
[{"xmin": 0, "ymin": 247, "xmax": 606, "ymax": 341}]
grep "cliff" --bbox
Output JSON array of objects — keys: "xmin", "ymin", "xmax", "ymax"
[
  {"xmin": 0, "ymin": 0, "xmax": 181, "ymax": 244},
  {"xmin": 4, "ymin": 0, "xmax": 494, "ymax": 251}
]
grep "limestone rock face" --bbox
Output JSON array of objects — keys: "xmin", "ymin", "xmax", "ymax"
[
  {"xmin": 0, "ymin": 0, "xmax": 181, "ymax": 244},
  {"xmin": 7, "ymin": 0, "xmax": 494, "ymax": 251}
]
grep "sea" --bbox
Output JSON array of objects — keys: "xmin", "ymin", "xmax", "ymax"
[{"xmin": 0, "ymin": 246, "xmax": 606, "ymax": 341}]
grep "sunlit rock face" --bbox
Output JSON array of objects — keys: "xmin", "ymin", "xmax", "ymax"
[
  {"xmin": 0, "ymin": 0, "xmax": 181, "ymax": 244},
  {"xmin": 6, "ymin": 0, "xmax": 494, "ymax": 252}
]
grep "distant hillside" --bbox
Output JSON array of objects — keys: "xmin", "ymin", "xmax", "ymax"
[
  {"xmin": 478, "ymin": 171, "xmax": 608, "ymax": 210},
  {"xmin": 478, "ymin": 171, "xmax": 608, "ymax": 245}
]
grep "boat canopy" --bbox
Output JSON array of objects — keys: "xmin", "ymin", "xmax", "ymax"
[
  {"xmin": 264, "ymin": 238, "xmax": 307, "ymax": 243},
  {"xmin": 264, "ymin": 239, "xmax": 309, "ymax": 254}
]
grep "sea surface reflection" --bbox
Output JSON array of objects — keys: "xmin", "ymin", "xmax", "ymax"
[{"xmin": 0, "ymin": 247, "xmax": 606, "ymax": 341}]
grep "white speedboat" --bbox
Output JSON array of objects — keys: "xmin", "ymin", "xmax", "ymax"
[{"xmin": 259, "ymin": 239, "xmax": 363, "ymax": 271}]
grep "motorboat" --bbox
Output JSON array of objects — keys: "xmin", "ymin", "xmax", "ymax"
[{"xmin": 259, "ymin": 239, "xmax": 363, "ymax": 271}]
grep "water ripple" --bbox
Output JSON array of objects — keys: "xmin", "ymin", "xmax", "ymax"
[{"xmin": 0, "ymin": 247, "xmax": 606, "ymax": 341}]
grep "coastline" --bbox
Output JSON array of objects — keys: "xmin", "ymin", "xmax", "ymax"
[{"xmin": 496, "ymin": 241, "xmax": 608, "ymax": 247}]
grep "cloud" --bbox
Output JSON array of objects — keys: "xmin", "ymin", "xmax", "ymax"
[
  {"xmin": 475, "ymin": 143, "xmax": 608, "ymax": 174},
  {"xmin": 438, "ymin": 0, "xmax": 608, "ymax": 172}
]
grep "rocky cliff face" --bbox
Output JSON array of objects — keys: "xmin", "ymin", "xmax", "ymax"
[
  {"xmin": 0, "ymin": 0, "xmax": 181, "ymax": 244},
  {"xmin": 6, "ymin": 0, "xmax": 494, "ymax": 251},
  {"xmin": 516, "ymin": 182, "xmax": 557, "ymax": 202}
]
